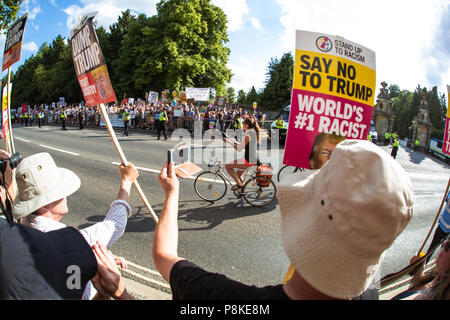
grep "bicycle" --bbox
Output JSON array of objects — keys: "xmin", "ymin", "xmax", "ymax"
[
  {"xmin": 277, "ymin": 165, "xmax": 305, "ymax": 183},
  {"xmin": 194, "ymin": 158, "xmax": 277, "ymax": 207}
]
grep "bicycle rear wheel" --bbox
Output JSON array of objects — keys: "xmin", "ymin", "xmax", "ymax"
[
  {"xmin": 194, "ymin": 171, "xmax": 227, "ymax": 202},
  {"xmin": 242, "ymin": 177, "xmax": 277, "ymax": 207},
  {"xmin": 277, "ymin": 165, "xmax": 304, "ymax": 182}
]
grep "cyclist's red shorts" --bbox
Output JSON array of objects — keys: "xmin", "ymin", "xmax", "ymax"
[{"xmin": 242, "ymin": 159, "xmax": 257, "ymax": 168}]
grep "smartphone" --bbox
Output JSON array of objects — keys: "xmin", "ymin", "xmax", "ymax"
[{"xmin": 168, "ymin": 145, "xmax": 191, "ymax": 167}]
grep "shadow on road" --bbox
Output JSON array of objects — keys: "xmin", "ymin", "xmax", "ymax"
[
  {"xmin": 78, "ymin": 198, "xmax": 278, "ymax": 233},
  {"xmin": 407, "ymin": 149, "xmax": 426, "ymax": 165},
  {"xmin": 177, "ymin": 197, "xmax": 278, "ymax": 231}
]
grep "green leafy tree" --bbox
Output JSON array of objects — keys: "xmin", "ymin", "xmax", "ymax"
[
  {"xmin": 388, "ymin": 84, "xmax": 400, "ymax": 99},
  {"xmin": 237, "ymin": 89, "xmax": 246, "ymax": 104},
  {"xmin": 260, "ymin": 52, "xmax": 294, "ymax": 110},
  {"xmin": 0, "ymin": 0, "xmax": 22, "ymax": 31},
  {"xmin": 246, "ymin": 86, "xmax": 258, "ymax": 105},
  {"xmin": 128, "ymin": 0, "xmax": 231, "ymax": 95},
  {"xmin": 226, "ymin": 87, "xmax": 236, "ymax": 103}
]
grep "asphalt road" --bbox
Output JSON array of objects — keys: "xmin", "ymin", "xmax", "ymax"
[{"xmin": 10, "ymin": 124, "xmax": 450, "ymax": 289}]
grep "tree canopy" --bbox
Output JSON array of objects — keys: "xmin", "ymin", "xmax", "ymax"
[
  {"xmin": 0, "ymin": 0, "xmax": 22, "ymax": 31},
  {"xmin": 8, "ymin": 1, "xmax": 232, "ymax": 107},
  {"xmin": 391, "ymin": 85, "xmax": 447, "ymax": 140}
]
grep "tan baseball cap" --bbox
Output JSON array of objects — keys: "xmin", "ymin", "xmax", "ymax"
[
  {"xmin": 278, "ymin": 140, "xmax": 414, "ymax": 299},
  {"xmin": 13, "ymin": 153, "xmax": 81, "ymax": 220}
]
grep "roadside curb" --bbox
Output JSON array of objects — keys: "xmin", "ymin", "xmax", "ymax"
[{"xmin": 123, "ymin": 276, "xmax": 172, "ymax": 300}]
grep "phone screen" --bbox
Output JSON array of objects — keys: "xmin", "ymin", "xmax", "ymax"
[{"xmin": 169, "ymin": 146, "xmax": 191, "ymax": 167}]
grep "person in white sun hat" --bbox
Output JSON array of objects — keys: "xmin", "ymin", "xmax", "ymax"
[
  {"xmin": 278, "ymin": 139, "xmax": 414, "ymax": 299},
  {"xmin": 153, "ymin": 139, "xmax": 413, "ymax": 300},
  {"xmin": 12, "ymin": 152, "xmax": 139, "ymax": 300}
]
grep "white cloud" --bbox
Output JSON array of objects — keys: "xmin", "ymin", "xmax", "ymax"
[
  {"xmin": 22, "ymin": 42, "xmax": 38, "ymax": 52},
  {"xmin": 251, "ymin": 18, "xmax": 262, "ymax": 31},
  {"xmin": 62, "ymin": 0, "xmax": 159, "ymax": 31},
  {"xmin": 275, "ymin": 0, "xmax": 450, "ymax": 95},
  {"xmin": 212, "ymin": 0, "xmax": 249, "ymax": 32},
  {"xmin": 50, "ymin": 0, "xmax": 57, "ymax": 7},
  {"xmin": 23, "ymin": 0, "xmax": 42, "ymax": 20},
  {"xmin": 228, "ymin": 57, "xmax": 267, "ymax": 92}
]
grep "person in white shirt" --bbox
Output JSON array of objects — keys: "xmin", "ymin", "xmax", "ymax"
[{"xmin": 12, "ymin": 152, "xmax": 139, "ymax": 300}]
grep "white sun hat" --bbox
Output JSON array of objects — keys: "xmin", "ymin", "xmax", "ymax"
[
  {"xmin": 278, "ymin": 140, "xmax": 414, "ymax": 299},
  {"xmin": 13, "ymin": 153, "xmax": 81, "ymax": 220}
]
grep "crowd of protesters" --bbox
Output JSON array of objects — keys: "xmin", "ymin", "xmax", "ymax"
[{"xmin": 13, "ymin": 101, "xmax": 269, "ymax": 134}]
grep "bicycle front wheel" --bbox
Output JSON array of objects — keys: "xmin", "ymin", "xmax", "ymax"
[
  {"xmin": 194, "ymin": 171, "xmax": 228, "ymax": 202},
  {"xmin": 242, "ymin": 177, "xmax": 277, "ymax": 207},
  {"xmin": 277, "ymin": 165, "xmax": 304, "ymax": 183}
]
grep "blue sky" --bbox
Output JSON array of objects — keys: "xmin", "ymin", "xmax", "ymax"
[{"xmin": 1, "ymin": 0, "xmax": 449, "ymax": 99}]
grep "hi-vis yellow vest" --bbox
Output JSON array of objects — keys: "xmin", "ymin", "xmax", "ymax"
[
  {"xmin": 275, "ymin": 120, "xmax": 285, "ymax": 129},
  {"xmin": 159, "ymin": 112, "xmax": 167, "ymax": 122}
]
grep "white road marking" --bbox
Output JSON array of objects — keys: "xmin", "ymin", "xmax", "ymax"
[
  {"xmin": 15, "ymin": 137, "xmax": 30, "ymax": 143},
  {"xmin": 126, "ymin": 261, "xmax": 164, "ymax": 277},
  {"xmin": 39, "ymin": 144, "xmax": 80, "ymax": 156}
]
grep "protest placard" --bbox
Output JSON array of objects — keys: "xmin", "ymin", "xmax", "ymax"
[
  {"xmin": 71, "ymin": 13, "xmax": 157, "ymax": 223},
  {"xmin": 216, "ymin": 97, "xmax": 226, "ymax": 106},
  {"xmin": 186, "ymin": 87, "xmax": 211, "ymax": 101},
  {"xmin": 2, "ymin": 84, "xmax": 12, "ymax": 153},
  {"xmin": 71, "ymin": 16, "xmax": 116, "ymax": 106},
  {"xmin": 2, "ymin": 14, "xmax": 28, "ymax": 71},
  {"xmin": 283, "ymin": 30, "xmax": 376, "ymax": 169},
  {"xmin": 442, "ymin": 85, "xmax": 450, "ymax": 155},
  {"xmin": 148, "ymin": 91, "xmax": 159, "ymax": 104}
]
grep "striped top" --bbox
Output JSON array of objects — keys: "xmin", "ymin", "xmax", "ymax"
[{"xmin": 439, "ymin": 192, "xmax": 450, "ymax": 233}]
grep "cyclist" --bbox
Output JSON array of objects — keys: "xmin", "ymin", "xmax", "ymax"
[{"xmin": 224, "ymin": 118, "xmax": 261, "ymax": 191}]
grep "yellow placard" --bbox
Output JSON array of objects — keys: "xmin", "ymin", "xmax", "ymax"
[{"xmin": 293, "ymin": 50, "xmax": 376, "ymax": 106}]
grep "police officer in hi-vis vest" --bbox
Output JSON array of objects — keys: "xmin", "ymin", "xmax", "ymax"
[
  {"xmin": 157, "ymin": 107, "xmax": 168, "ymax": 141},
  {"xmin": 60, "ymin": 109, "xmax": 67, "ymax": 131},
  {"xmin": 123, "ymin": 107, "xmax": 131, "ymax": 136},
  {"xmin": 38, "ymin": 111, "xmax": 44, "ymax": 128}
]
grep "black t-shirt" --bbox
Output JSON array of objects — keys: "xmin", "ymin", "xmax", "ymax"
[
  {"xmin": 170, "ymin": 260, "xmax": 379, "ymax": 300},
  {"xmin": 170, "ymin": 260, "xmax": 289, "ymax": 300}
]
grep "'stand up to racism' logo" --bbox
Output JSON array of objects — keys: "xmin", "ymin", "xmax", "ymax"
[{"xmin": 316, "ymin": 36, "xmax": 333, "ymax": 52}]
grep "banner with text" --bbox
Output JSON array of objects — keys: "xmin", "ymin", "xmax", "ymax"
[
  {"xmin": 2, "ymin": 14, "xmax": 28, "ymax": 71},
  {"xmin": 283, "ymin": 30, "xmax": 376, "ymax": 169},
  {"xmin": 2, "ymin": 85, "xmax": 12, "ymax": 152},
  {"xmin": 185, "ymin": 87, "xmax": 210, "ymax": 101},
  {"xmin": 71, "ymin": 17, "xmax": 116, "ymax": 106},
  {"xmin": 148, "ymin": 91, "xmax": 159, "ymax": 104},
  {"xmin": 443, "ymin": 85, "xmax": 450, "ymax": 156}
]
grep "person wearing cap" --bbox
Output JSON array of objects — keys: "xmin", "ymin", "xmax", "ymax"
[
  {"xmin": 12, "ymin": 152, "xmax": 139, "ymax": 299},
  {"xmin": 152, "ymin": 140, "xmax": 414, "ymax": 300}
]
